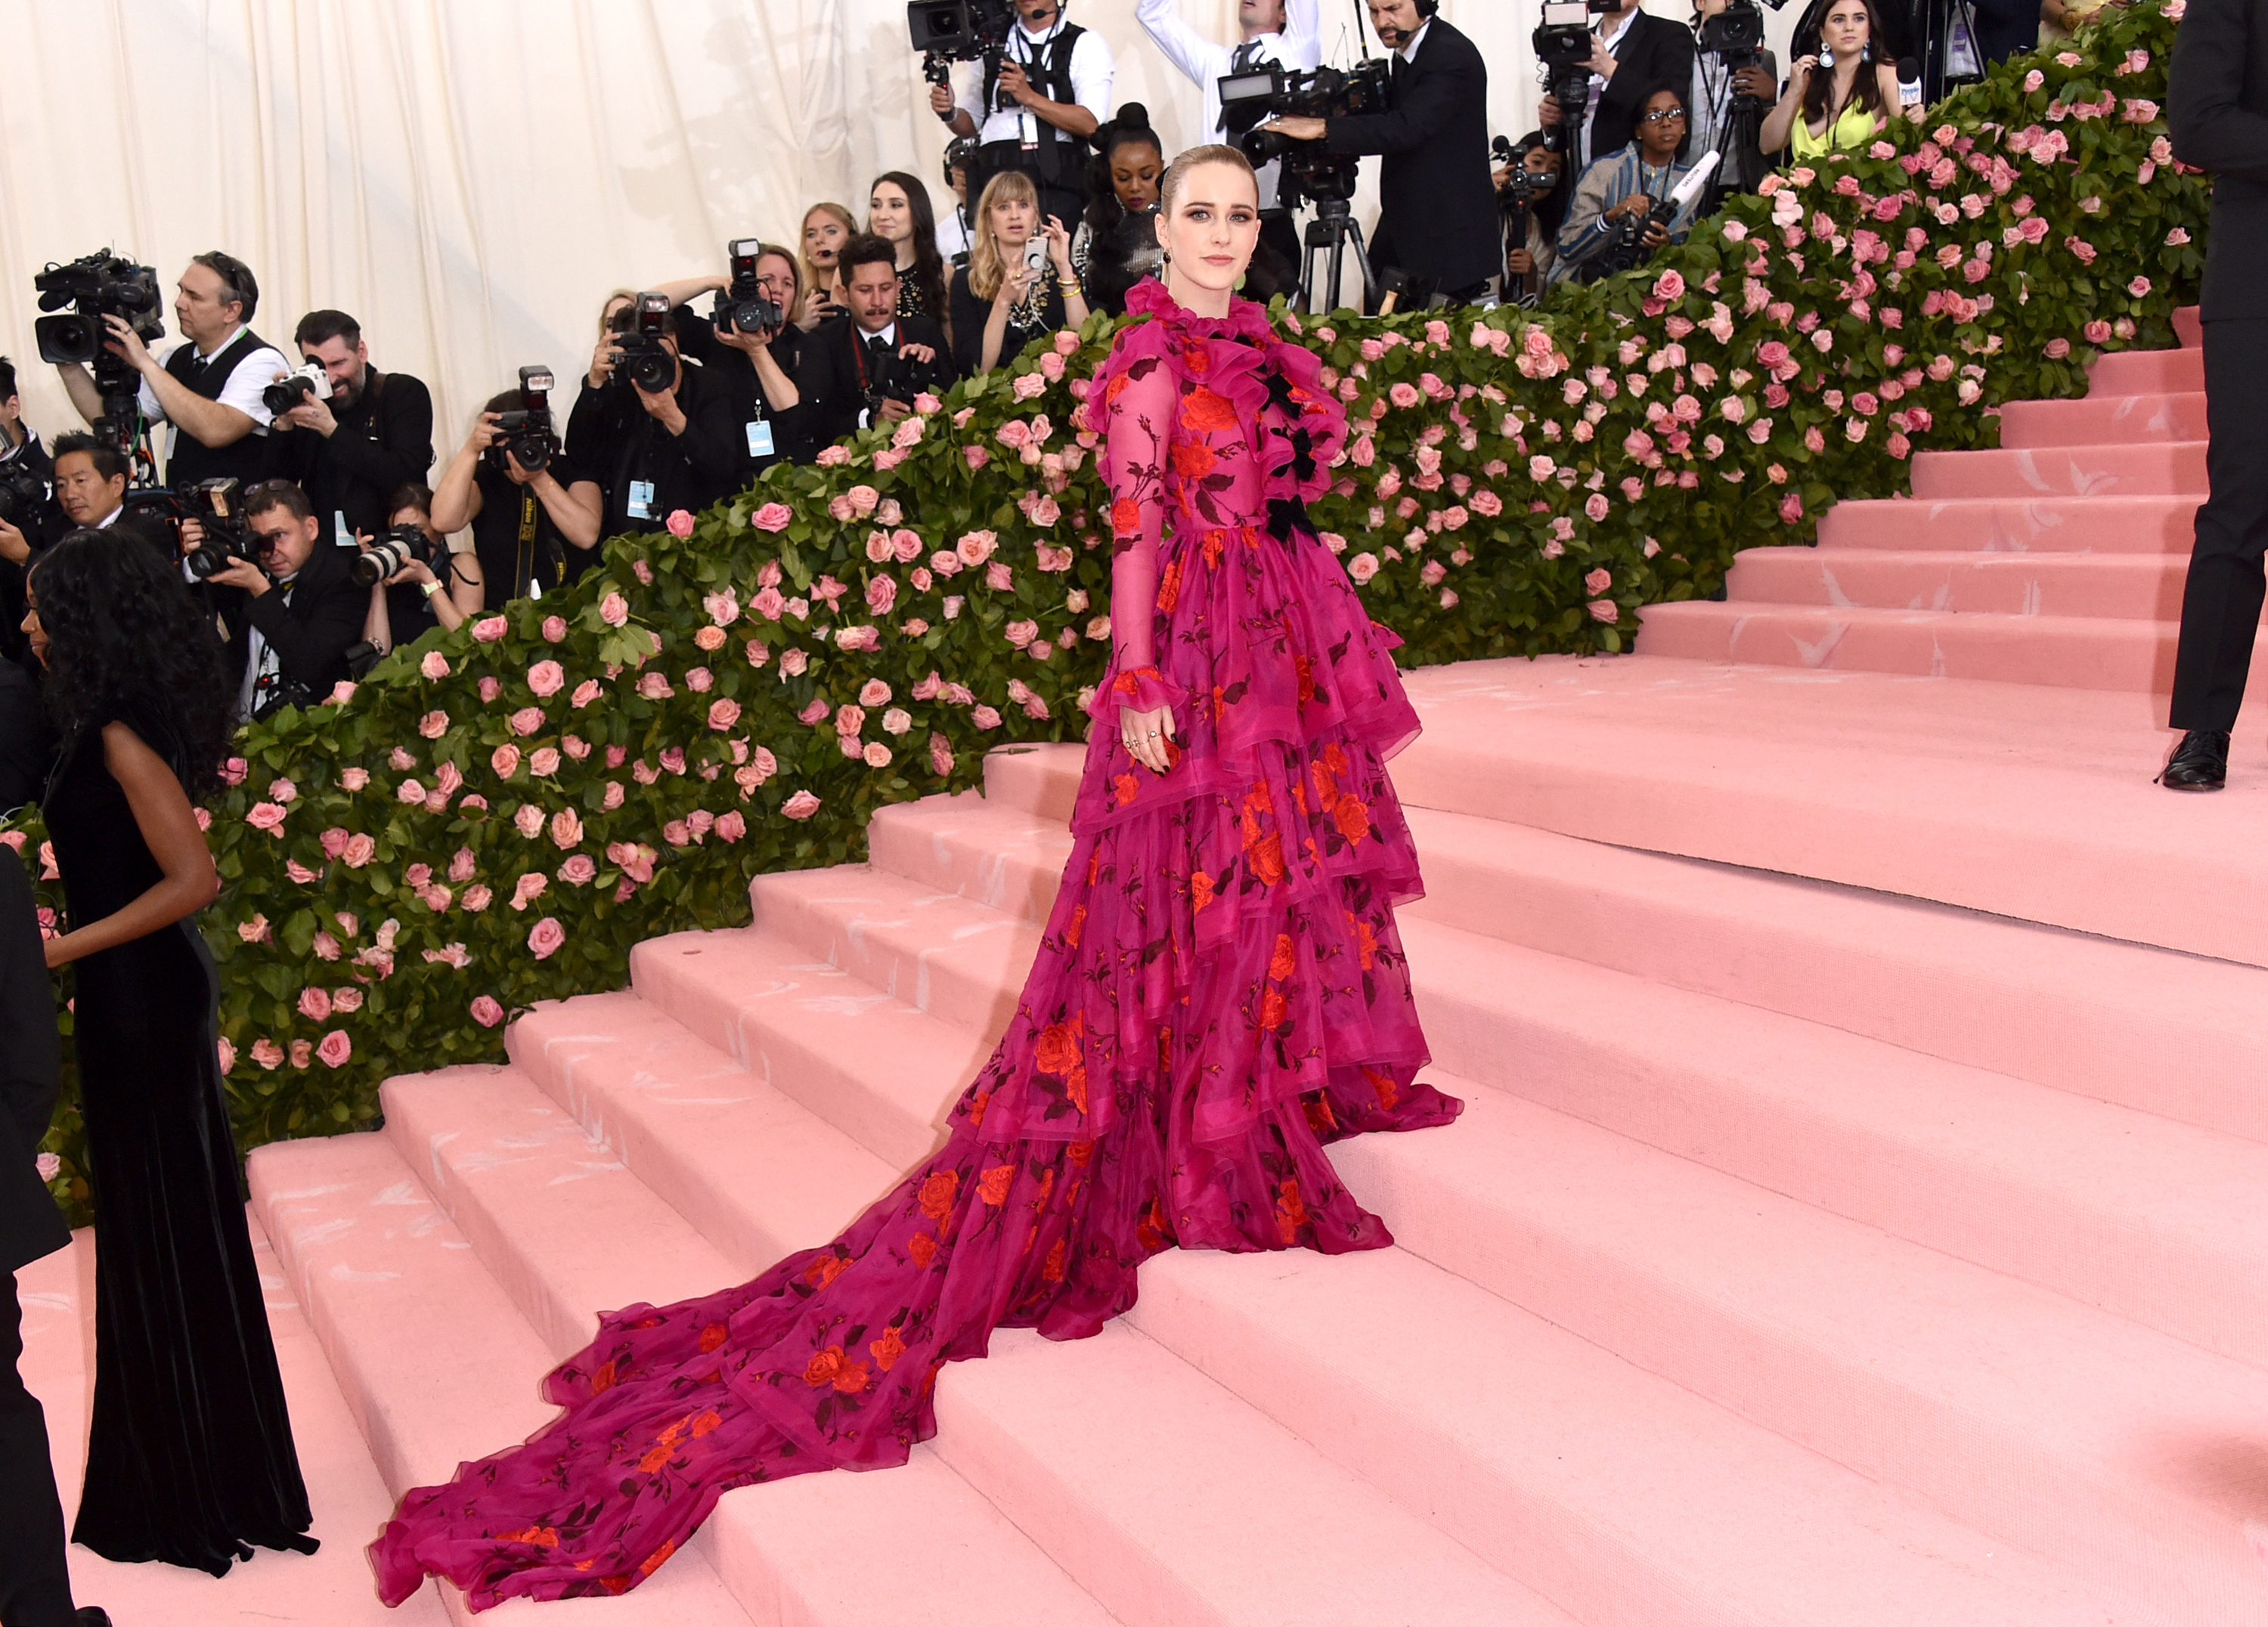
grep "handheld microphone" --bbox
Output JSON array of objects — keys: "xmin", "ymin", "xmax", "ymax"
[
  {"xmin": 1667, "ymin": 150, "xmax": 1723, "ymax": 214},
  {"xmin": 1898, "ymin": 57, "xmax": 1923, "ymax": 109}
]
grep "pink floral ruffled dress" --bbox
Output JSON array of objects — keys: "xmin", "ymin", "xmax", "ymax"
[{"xmin": 368, "ymin": 278, "xmax": 1458, "ymax": 1610}]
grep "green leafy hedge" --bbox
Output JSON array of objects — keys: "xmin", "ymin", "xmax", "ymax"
[{"xmin": 23, "ymin": 2, "xmax": 2202, "ymax": 1221}]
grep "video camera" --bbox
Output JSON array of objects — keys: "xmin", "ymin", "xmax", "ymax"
[
  {"xmin": 712, "ymin": 240, "xmax": 785, "ymax": 337},
  {"xmin": 0, "ymin": 466, "xmax": 48, "ymax": 528},
  {"xmin": 909, "ymin": 0, "xmax": 1015, "ymax": 111},
  {"xmin": 122, "ymin": 476, "xmax": 250, "ymax": 581},
  {"xmin": 486, "ymin": 365, "xmax": 559, "ymax": 476},
  {"xmin": 863, "ymin": 342, "xmax": 947, "ymax": 424},
  {"xmin": 33, "ymin": 251, "xmax": 163, "ymax": 469},
  {"xmin": 262, "ymin": 360, "xmax": 331, "ymax": 417},
  {"xmin": 1534, "ymin": 0, "xmax": 1616, "ymax": 163},
  {"xmin": 1699, "ymin": 0, "xmax": 1776, "ymax": 117},
  {"xmin": 1227, "ymin": 60, "xmax": 1392, "ymax": 206},
  {"xmin": 352, "ymin": 520, "xmax": 437, "ymax": 587},
  {"xmin": 606, "ymin": 293, "xmax": 677, "ymax": 395}
]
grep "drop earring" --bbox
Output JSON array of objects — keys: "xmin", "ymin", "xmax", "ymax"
[{"xmin": 1818, "ymin": 44, "xmax": 1833, "ymax": 67}]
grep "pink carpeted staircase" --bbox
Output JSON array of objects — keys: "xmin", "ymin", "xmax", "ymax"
[{"xmin": 41, "ymin": 310, "xmax": 2268, "ymax": 1625}]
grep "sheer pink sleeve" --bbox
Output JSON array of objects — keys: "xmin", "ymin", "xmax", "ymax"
[{"xmin": 1095, "ymin": 355, "xmax": 1185, "ymax": 718}]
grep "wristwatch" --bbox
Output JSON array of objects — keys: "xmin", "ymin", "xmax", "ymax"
[{"xmin": 420, "ymin": 579, "xmax": 442, "ymax": 599}]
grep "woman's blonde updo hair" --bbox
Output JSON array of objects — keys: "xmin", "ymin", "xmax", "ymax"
[{"xmin": 1158, "ymin": 144, "xmax": 1259, "ymax": 213}]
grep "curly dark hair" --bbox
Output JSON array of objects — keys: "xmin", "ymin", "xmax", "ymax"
[{"xmin": 29, "ymin": 529, "xmax": 234, "ymax": 800}]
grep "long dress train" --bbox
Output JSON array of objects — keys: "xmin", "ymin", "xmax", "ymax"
[
  {"xmin": 371, "ymin": 277, "xmax": 1458, "ymax": 1609},
  {"xmin": 45, "ymin": 715, "xmax": 318, "ymax": 1574}
]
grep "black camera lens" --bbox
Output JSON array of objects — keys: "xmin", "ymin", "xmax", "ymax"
[
  {"xmin": 508, "ymin": 433, "xmax": 552, "ymax": 473},
  {"xmin": 33, "ymin": 313, "xmax": 98, "ymax": 367},
  {"xmin": 627, "ymin": 350, "xmax": 676, "ymax": 394}
]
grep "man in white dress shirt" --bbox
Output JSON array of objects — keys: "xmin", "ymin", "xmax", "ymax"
[
  {"xmin": 1138, "ymin": 0, "xmax": 1321, "ymax": 271},
  {"xmin": 930, "ymin": 0, "xmax": 1116, "ymax": 239}
]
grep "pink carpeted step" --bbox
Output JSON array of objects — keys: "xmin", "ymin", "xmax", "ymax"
[
  {"xmin": 2087, "ymin": 345, "xmax": 2203, "ymax": 397},
  {"xmin": 18, "ymin": 1226, "xmax": 454, "ymax": 1626},
  {"xmin": 1910, "ymin": 440, "xmax": 2206, "ymax": 498},
  {"xmin": 1129, "ymin": 1241, "xmax": 2123, "ymax": 1625},
  {"xmin": 864, "ymin": 787, "xmax": 1074, "ymax": 923},
  {"xmin": 623, "ymin": 928, "xmax": 982, "ymax": 1173},
  {"xmin": 378, "ymin": 1065, "xmax": 742, "ymax": 1359},
  {"xmin": 1387, "ymin": 656, "xmax": 2268, "ymax": 968},
  {"xmin": 746, "ymin": 865, "xmax": 1037, "ymax": 1043},
  {"xmin": 931, "ymin": 1324, "xmax": 1573, "ymax": 1627},
  {"xmin": 981, "ymin": 741, "xmax": 1081, "ymax": 824},
  {"xmin": 2175, "ymin": 305, "xmax": 2203, "ymax": 348},
  {"xmin": 1398, "ymin": 807, "xmax": 2268, "ymax": 1144},
  {"xmin": 1723, "ymin": 546, "xmax": 2183, "ymax": 619},
  {"xmin": 1635, "ymin": 598, "xmax": 2190, "ymax": 690},
  {"xmin": 1996, "ymin": 391, "xmax": 2206, "ymax": 448},
  {"xmin": 246, "ymin": 1136, "xmax": 755, "ymax": 1626},
  {"xmin": 1325, "ymin": 1080, "xmax": 2268, "ymax": 1626},
  {"xmin": 507, "ymin": 990, "xmax": 897, "ymax": 1277},
  {"xmin": 1397, "ymin": 915, "xmax": 2268, "ymax": 1369},
  {"xmin": 1818, "ymin": 493, "xmax": 2198, "ymax": 553}
]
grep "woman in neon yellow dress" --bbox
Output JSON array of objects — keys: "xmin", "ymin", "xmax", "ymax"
[{"xmin": 1761, "ymin": 0, "xmax": 1908, "ymax": 163}]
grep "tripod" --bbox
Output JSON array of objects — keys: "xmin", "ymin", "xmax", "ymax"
[{"xmin": 1299, "ymin": 197, "xmax": 1376, "ymax": 315}]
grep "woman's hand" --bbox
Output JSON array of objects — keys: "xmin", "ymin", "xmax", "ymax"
[
  {"xmin": 390, "ymin": 555, "xmax": 441, "ymax": 590},
  {"xmin": 996, "ymin": 259, "xmax": 1036, "ymax": 309},
  {"xmin": 1120, "ymin": 704, "xmax": 1176, "ymax": 775},
  {"xmin": 1606, "ymin": 194, "xmax": 1654, "ymax": 222},
  {"xmin": 1042, "ymin": 215, "xmax": 1076, "ymax": 276}
]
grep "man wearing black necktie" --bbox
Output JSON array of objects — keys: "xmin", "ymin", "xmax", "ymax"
[
  {"xmin": 799, "ymin": 237, "xmax": 959, "ymax": 450},
  {"xmin": 1138, "ymin": 0, "xmax": 1321, "ymax": 268},
  {"xmin": 1260, "ymin": 0, "xmax": 1501, "ymax": 305}
]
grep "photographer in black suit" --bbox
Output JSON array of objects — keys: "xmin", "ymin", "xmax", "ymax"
[
  {"xmin": 186, "ymin": 481, "xmax": 367, "ymax": 721},
  {"xmin": 1540, "ymin": 0, "xmax": 1699, "ymax": 169},
  {"xmin": 1263, "ymin": 0, "xmax": 1501, "ymax": 304},
  {"xmin": 0, "ymin": 851, "xmax": 109, "ymax": 1626},
  {"xmin": 800, "ymin": 236, "xmax": 959, "ymax": 448},
  {"xmin": 2162, "ymin": 0, "xmax": 2268, "ymax": 789}
]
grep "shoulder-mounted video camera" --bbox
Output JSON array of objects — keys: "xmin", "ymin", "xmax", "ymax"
[
  {"xmin": 33, "ymin": 252, "xmax": 164, "ymax": 367},
  {"xmin": 487, "ymin": 365, "xmax": 559, "ymax": 476},
  {"xmin": 712, "ymin": 240, "xmax": 784, "ymax": 337},
  {"xmin": 1534, "ymin": 0, "xmax": 1618, "ymax": 156},
  {"xmin": 1226, "ymin": 59, "xmax": 1392, "ymax": 206},
  {"xmin": 607, "ymin": 293, "xmax": 677, "ymax": 394},
  {"xmin": 910, "ymin": 0, "xmax": 1016, "ymax": 107}
]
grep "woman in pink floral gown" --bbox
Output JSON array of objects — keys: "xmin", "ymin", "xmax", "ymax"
[{"xmin": 370, "ymin": 145, "xmax": 1458, "ymax": 1609}]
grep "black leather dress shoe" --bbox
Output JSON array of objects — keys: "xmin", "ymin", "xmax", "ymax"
[
  {"xmin": 2161, "ymin": 729, "xmax": 2230, "ymax": 790},
  {"xmin": 77, "ymin": 1610, "xmax": 113, "ymax": 1626}
]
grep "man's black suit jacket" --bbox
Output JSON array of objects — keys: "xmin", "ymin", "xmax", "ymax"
[
  {"xmin": 798, "ymin": 314, "xmax": 959, "ymax": 451},
  {"xmin": 2172, "ymin": 0, "xmax": 2268, "ymax": 321},
  {"xmin": 0, "ymin": 851, "xmax": 64, "ymax": 1274},
  {"xmin": 1588, "ymin": 11, "xmax": 1699, "ymax": 166},
  {"xmin": 1324, "ymin": 17, "xmax": 1502, "ymax": 293},
  {"xmin": 211, "ymin": 535, "xmax": 369, "ymax": 712}
]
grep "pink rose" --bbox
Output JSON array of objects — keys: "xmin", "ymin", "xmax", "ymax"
[
  {"xmin": 316, "ymin": 1030, "xmax": 352, "ymax": 1068},
  {"xmin": 559, "ymin": 855, "xmax": 598, "ymax": 886},
  {"xmin": 418, "ymin": 710, "xmax": 449, "ymax": 739},
  {"xmin": 342, "ymin": 834, "xmax": 376, "ymax": 868},
  {"xmin": 509, "ymin": 705, "xmax": 544, "ymax": 737},
  {"xmin": 514, "ymin": 804, "xmax": 544, "ymax": 838},
  {"xmin": 527, "ymin": 660, "xmax": 565, "ymax": 697},
  {"xmin": 2127, "ymin": 276, "xmax": 2152, "ymax": 298},
  {"xmin": 542, "ymin": 614, "xmax": 569, "ymax": 642},
  {"xmin": 550, "ymin": 808, "xmax": 584, "ymax": 848},
  {"xmin": 472, "ymin": 615, "xmax": 508, "ymax": 643},
  {"xmin": 239, "ymin": 913, "xmax": 272, "ymax": 944},
  {"xmin": 461, "ymin": 885, "xmax": 493, "ymax": 912},
  {"xmin": 1651, "ymin": 268, "xmax": 1687, "ymax": 302},
  {"xmin": 956, "ymin": 529, "xmax": 998, "ymax": 566},
  {"xmin": 686, "ymin": 666, "xmax": 713, "ymax": 693},
  {"xmin": 246, "ymin": 801, "xmax": 288, "ymax": 834},
  {"xmin": 754, "ymin": 502, "xmax": 794, "ymax": 532},
  {"xmin": 420, "ymin": 651, "xmax": 450, "ymax": 680},
  {"xmin": 470, "ymin": 995, "xmax": 506, "ymax": 1028},
  {"xmin": 866, "ymin": 575, "xmax": 898, "ymax": 616},
  {"xmin": 492, "ymin": 743, "xmax": 522, "ymax": 779},
  {"xmin": 835, "ymin": 704, "xmax": 866, "ymax": 739},
  {"xmin": 964, "ymin": 445, "xmax": 990, "ymax": 471},
  {"xmin": 666, "ymin": 508, "xmax": 696, "ymax": 538},
  {"xmin": 751, "ymin": 587, "xmax": 787, "ymax": 621},
  {"xmin": 662, "ymin": 820, "xmax": 692, "ymax": 847},
  {"xmin": 1587, "ymin": 600, "xmax": 1619, "ymax": 624},
  {"xmin": 782, "ymin": 789, "xmax": 822, "ymax": 820},
  {"xmin": 715, "ymin": 811, "xmax": 746, "ymax": 843},
  {"xmin": 986, "ymin": 561, "xmax": 1013, "ymax": 593},
  {"xmin": 708, "ymin": 698, "xmax": 742, "ymax": 731},
  {"xmin": 571, "ymin": 678, "xmax": 603, "ymax": 708},
  {"xmin": 863, "ymin": 741, "xmax": 893, "ymax": 768}
]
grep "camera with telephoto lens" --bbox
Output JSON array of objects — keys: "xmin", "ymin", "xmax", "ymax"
[
  {"xmin": 262, "ymin": 359, "xmax": 333, "ymax": 417},
  {"xmin": 119, "ymin": 476, "xmax": 251, "ymax": 581},
  {"xmin": 1582, "ymin": 210, "xmax": 1666, "ymax": 284},
  {"xmin": 32, "ymin": 251, "xmax": 165, "ymax": 367},
  {"xmin": 606, "ymin": 293, "xmax": 677, "ymax": 394},
  {"xmin": 352, "ymin": 520, "xmax": 436, "ymax": 586},
  {"xmin": 863, "ymin": 342, "xmax": 946, "ymax": 424},
  {"xmin": 712, "ymin": 240, "xmax": 784, "ymax": 336},
  {"xmin": 0, "ymin": 466, "xmax": 48, "ymax": 528},
  {"xmin": 485, "ymin": 365, "xmax": 558, "ymax": 475},
  {"xmin": 1228, "ymin": 60, "xmax": 1392, "ymax": 206}
]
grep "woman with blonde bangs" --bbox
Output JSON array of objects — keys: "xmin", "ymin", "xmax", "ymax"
[
  {"xmin": 369, "ymin": 141, "xmax": 1452, "ymax": 1610},
  {"xmin": 948, "ymin": 167, "xmax": 1087, "ymax": 376},
  {"xmin": 796, "ymin": 201, "xmax": 855, "ymax": 329}
]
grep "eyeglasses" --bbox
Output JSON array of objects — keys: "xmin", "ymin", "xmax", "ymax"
[{"xmin": 1641, "ymin": 107, "xmax": 1688, "ymax": 123}]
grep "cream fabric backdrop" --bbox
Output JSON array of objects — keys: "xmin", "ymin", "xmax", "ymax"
[{"xmin": 0, "ymin": 0, "xmax": 1799, "ymax": 457}]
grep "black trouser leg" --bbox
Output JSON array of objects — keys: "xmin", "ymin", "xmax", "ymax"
[
  {"xmin": 0, "ymin": 1271, "xmax": 76, "ymax": 1627},
  {"xmin": 2169, "ymin": 318, "xmax": 2268, "ymax": 732},
  {"xmin": 1259, "ymin": 213, "xmax": 1302, "ymax": 269}
]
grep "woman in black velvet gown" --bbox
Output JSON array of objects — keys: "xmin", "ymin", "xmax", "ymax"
[{"xmin": 25, "ymin": 529, "xmax": 315, "ymax": 1575}]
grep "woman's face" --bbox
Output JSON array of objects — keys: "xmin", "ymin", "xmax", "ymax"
[
  {"xmin": 756, "ymin": 253, "xmax": 799, "ymax": 309},
  {"xmin": 1111, "ymin": 143, "xmax": 1164, "ymax": 212},
  {"xmin": 990, "ymin": 193, "xmax": 1036, "ymax": 245},
  {"xmin": 1155, "ymin": 162, "xmax": 1261, "ymax": 296},
  {"xmin": 804, "ymin": 211, "xmax": 848, "ymax": 268},
  {"xmin": 390, "ymin": 506, "xmax": 441, "ymax": 546},
  {"xmin": 600, "ymin": 293, "xmax": 633, "ymax": 336},
  {"xmin": 20, "ymin": 581, "xmax": 43, "ymax": 668},
  {"xmin": 1522, "ymin": 147, "xmax": 1563, "ymax": 187},
  {"xmin": 1637, "ymin": 90, "xmax": 1687, "ymax": 161},
  {"xmin": 1821, "ymin": 1, "xmax": 1871, "ymax": 54},
  {"xmin": 869, "ymin": 182, "xmax": 914, "ymax": 246}
]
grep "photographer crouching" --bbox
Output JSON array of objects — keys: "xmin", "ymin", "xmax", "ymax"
[
  {"xmin": 268, "ymin": 309, "xmax": 435, "ymax": 546},
  {"xmin": 1553, "ymin": 84, "xmax": 1708, "ymax": 286},
  {"xmin": 805, "ymin": 236, "xmax": 959, "ymax": 445},
  {"xmin": 181, "ymin": 480, "xmax": 367, "ymax": 721},
  {"xmin": 565, "ymin": 294, "xmax": 743, "ymax": 538},
  {"xmin": 432, "ymin": 370, "xmax": 605, "ymax": 601},
  {"xmin": 1259, "ymin": 0, "xmax": 1500, "ymax": 307},
  {"xmin": 1493, "ymin": 135, "xmax": 1569, "ymax": 305},
  {"xmin": 358, "ymin": 483, "xmax": 482, "ymax": 655}
]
